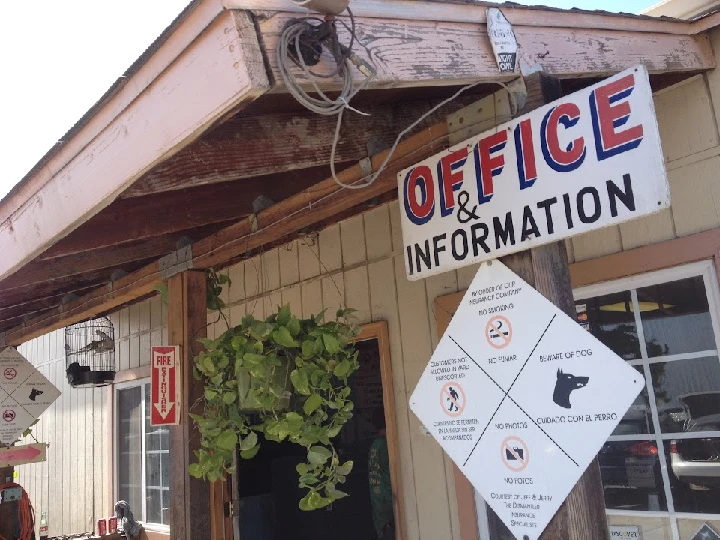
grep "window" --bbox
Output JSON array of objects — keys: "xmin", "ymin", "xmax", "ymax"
[
  {"xmin": 576, "ymin": 261, "xmax": 720, "ymax": 538},
  {"xmin": 116, "ymin": 381, "xmax": 170, "ymax": 528}
]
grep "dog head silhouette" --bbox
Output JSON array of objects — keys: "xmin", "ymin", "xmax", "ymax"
[{"xmin": 553, "ymin": 370, "xmax": 589, "ymax": 409}]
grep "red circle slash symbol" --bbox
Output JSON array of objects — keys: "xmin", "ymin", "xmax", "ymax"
[
  {"xmin": 3, "ymin": 367, "xmax": 17, "ymax": 380},
  {"xmin": 2, "ymin": 409, "xmax": 16, "ymax": 422},
  {"xmin": 486, "ymin": 316, "xmax": 513, "ymax": 349},
  {"xmin": 440, "ymin": 382, "xmax": 466, "ymax": 417}
]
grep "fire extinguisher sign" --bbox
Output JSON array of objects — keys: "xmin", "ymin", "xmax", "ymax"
[{"xmin": 151, "ymin": 346, "xmax": 180, "ymax": 426}]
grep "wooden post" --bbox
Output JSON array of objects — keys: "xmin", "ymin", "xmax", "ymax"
[
  {"xmin": 500, "ymin": 73, "xmax": 610, "ymax": 540},
  {"xmin": 167, "ymin": 271, "xmax": 213, "ymax": 540},
  {"xmin": 0, "ymin": 466, "xmax": 15, "ymax": 539}
]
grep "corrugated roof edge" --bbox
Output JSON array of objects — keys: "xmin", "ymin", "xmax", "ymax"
[{"xmin": 1, "ymin": 0, "xmax": 201, "ymax": 207}]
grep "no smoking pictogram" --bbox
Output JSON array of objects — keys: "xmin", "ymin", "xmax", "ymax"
[
  {"xmin": 486, "ymin": 316, "xmax": 512, "ymax": 349},
  {"xmin": 3, "ymin": 367, "xmax": 17, "ymax": 380},
  {"xmin": 440, "ymin": 382, "xmax": 466, "ymax": 417},
  {"xmin": 501, "ymin": 436, "xmax": 529, "ymax": 472},
  {"xmin": 2, "ymin": 410, "xmax": 15, "ymax": 423}
]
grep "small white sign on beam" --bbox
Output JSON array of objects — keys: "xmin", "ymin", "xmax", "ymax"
[{"xmin": 397, "ymin": 65, "xmax": 669, "ymax": 280}]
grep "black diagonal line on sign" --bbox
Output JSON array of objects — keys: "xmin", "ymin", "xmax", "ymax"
[
  {"xmin": 456, "ymin": 315, "xmax": 555, "ymax": 465},
  {"xmin": 449, "ymin": 319, "xmax": 578, "ymax": 468}
]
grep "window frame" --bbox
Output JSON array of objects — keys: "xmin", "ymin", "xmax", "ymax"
[
  {"xmin": 575, "ymin": 259, "xmax": 720, "ymax": 532},
  {"xmin": 113, "ymin": 378, "xmax": 170, "ymax": 533}
]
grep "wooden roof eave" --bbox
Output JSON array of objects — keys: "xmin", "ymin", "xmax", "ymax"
[
  {"xmin": 0, "ymin": 0, "xmax": 718, "ymax": 345},
  {"xmin": 0, "ymin": 6, "xmax": 271, "ymax": 282}
]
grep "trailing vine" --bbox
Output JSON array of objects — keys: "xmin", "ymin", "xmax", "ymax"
[{"xmin": 188, "ymin": 269, "xmax": 361, "ymax": 511}]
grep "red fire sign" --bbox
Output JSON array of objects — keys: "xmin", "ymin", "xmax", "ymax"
[{"xmin": 151, "ymin": 346, "xmax": 180, "ymax": 426}]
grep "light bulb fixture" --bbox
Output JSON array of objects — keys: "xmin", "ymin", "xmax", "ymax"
[{"xmin": 289, "ymin": 0, "xmax": 350, "ymax": 15}]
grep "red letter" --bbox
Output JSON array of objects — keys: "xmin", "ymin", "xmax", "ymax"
[
  {"xmin": 541, "ymin": 103, "xmax": 586, "ymax": 172},
  {"xmin": 474, "ymin": 131, "xmax": 508, "ymax": 204},
  {"xmin": 590, "ymin": 74, "xmax": 644, "ymax": 160},
  {"xmin": 514, "ymin": 119, "xmax": 537, "ymax": 189},
  {"xmin": 403, "ymin": 165, "xmax": 436, "ymax": 225},
  {"xmin": 438, "ymin": 147, "xmax": 469, "ymax": 217}
]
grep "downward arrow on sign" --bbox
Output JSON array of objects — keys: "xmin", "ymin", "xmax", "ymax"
[{"xmin": 154, "ymin": 401, "xmax": 175, "ymax": 420}]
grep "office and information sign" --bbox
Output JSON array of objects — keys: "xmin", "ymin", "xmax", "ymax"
[
  {"xmin": 397, "ymin": 65, "xmax": 669, "ymax": 280},
  {"xmin": 409, "ymin": 261, "xmax": 644, "ymax": 539}
]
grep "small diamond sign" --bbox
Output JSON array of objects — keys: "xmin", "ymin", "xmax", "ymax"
[
  {"xmin": 0, "ymin": 348, "xmax": 60, "ymax": 445},
  {"xmin": 409, "ymin": 261, "xmax": 644, "ymax": 539}
]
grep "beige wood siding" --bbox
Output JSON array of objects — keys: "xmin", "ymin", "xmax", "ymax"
[
  {"xmin": 207, "ymin": 201, "xmax": 474, "ymax": 540},
  {"xmin": 14, "ymin": 296, "xmax": 167, "ymax": 536},
  {"xmin": 572, "ymin": 35, "xmax": 720, "ymax": 262}
]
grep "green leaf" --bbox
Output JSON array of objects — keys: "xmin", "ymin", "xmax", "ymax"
[
  {"xmin": 301, "ymin": 340, "xmax": 315, "ymax": 358},
  {"xmin": 240, "ymin": 431, "xmax": 258, "ymax": 451},
  {"xmin": 290, "ymin": 369, "xmax": 310, "ymax": 395},
  {"xmin": 336, "ymin": 460, "xmax": 354, "ymax": 476},
  {"xmin": 307, "ymin": 445, "xmax": 332, "ymax": 466},
  {"xmin": 240, "ymin": 444, "xmax": 261, "ymax": 459},
  {"xmin": 188, "ymin": 463, "xmax": 204, "ymax": 478},
  {"xmin": 243, "ymin": 352, "xmax": 265, "ymax": 365},
  {"xmin": 313, "ymin": 309, "xmax": 327, "ymax": 324},
  {"xmin": 286, "ymin": 316, "xmax": 301, "ymax": 337},
  {"xmin": 303, "ymin": 393, "xmax": 323, "ymax": 415},
  {"xmin": 333, "ymin": 359, "xmax": 351, "ymax": 378},
  {"xmin": 273, "ymin": 327, "xmax": 298, "ymax": 348},
  {"xmin": 327, "ymin": 426, "xmax": 342, "ymax": 438},
  {"xmin": 197, "ymin": 337, "xmax": 214, "ymax": 349},
  {"xmin": 216, "ymin": 429, "xmax": 238, "ymax": 451},
  {"xmin": 299, "ymin": 473, "xmax": 320, "ymax": 486},
  {"xmin": 277, "ymin": 304, "xmax": 292, "ymax": 326},
  {"xmin": 204, "ymin": 389, "xmax": 218, "ymax": 401},
  {"xmin": 322, "ymin": 333, "xmax": 340, "ymax": 354},
  {"xmin": 222, "ymin": 392, "xmax": 237, "ymax": 405},
  {"xmin": 296, "ymin": 462, "xmax": 310, "ymax": 475},
  {"xmin": 299, "ymin": 490, "xmax": 332, "ymax": 511},
  {"xmin": 325, "ymin": 483, "xmax": 349, "ymax": 500}
]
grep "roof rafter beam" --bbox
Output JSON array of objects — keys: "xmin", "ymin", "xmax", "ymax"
[
  {"xmin": 256, "ymin": 11, "xmax": 715, "ymax": 91},
  {"xmin": 3, "ymin": 116, "xmax": 450, "ymax": 345},
  {"xmin": 228, "ymin": 0, "xmax": 716, "ymax": 35},
  {"xmin": 124, "ymin": 96, "xmax": 479, "ymax": 197}
]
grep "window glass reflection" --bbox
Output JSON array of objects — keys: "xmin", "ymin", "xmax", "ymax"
[
  {"xmin": 666, "ymin": 439, "xmax": 720, "ymax": 514},
  {"xmin": 576, "ymin": 291, "xmax": 640, "ymax": 360},
  {"xmin": 598, "ymin": 440, "xmax": 667, "ymax": 512},
  {"xmin": 638, "ymin": 277, "xmax": 716, "ymax": 357},
  {"xmin": 650, "ymin": 358, "xmax": 720, "ymax": 434}
]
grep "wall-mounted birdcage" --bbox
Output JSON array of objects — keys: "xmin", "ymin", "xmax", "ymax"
[{"xmin": 64, "ymin": 316, "xmax": 116, "ymax": 388}]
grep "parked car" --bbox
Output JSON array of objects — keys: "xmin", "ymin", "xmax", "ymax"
[
  {"xmin": 670, "ymin": 392, "xmax": 720, "ymax": 490},
  {"xmin": 599, "ymin": 440, "xmax": 663, "ymax": 511}
]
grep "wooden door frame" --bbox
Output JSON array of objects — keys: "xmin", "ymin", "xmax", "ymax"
[{"xmin": 354, "ymin": 321, "xmax": 406, "ymax": 540}]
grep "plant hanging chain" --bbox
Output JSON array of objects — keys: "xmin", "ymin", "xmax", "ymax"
[{"xmin": 189, "ymin": 271, "xmax": 361, "ymax": 510}]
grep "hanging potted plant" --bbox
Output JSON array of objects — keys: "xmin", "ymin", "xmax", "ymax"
[{"xmin": 189, "ymin": 278, "xmax": 361, "ymax": 511}]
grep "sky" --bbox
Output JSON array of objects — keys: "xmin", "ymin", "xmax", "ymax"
[{"xmin": 0, "ymin": 0, "xmax": 660, "ymax": 200}]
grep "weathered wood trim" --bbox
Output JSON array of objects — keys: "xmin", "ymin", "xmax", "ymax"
[
  {"xmin": 124, "ymin": 98, "xmax": 475, "ymax": 197},
  {"xmin": 569, "ymin": 228, "xmax": 720, "ymax": 287},
  {"xmin": 258, "ymin": 11, "xmax": 714, "ymax": 91},
  {"xmin": 5, "ymin": 117, "xmax": 449, "ymax": 346},
  {"xmin": 0, "ymin": 0, "xmax": 224, "ymax": 225},
  {"xmin": 354, "ymin": 321, "xmax": 406, "ymax": 540},
  {"xmin": 0, "ymin": 10, "xmax": 270, "ymax": 282},
  {"xmin": 168, "ymin": 271, "xmax": 211, "ymax": 540},
  {"xmin": 114, "ymin": 365, "xmax": 152, "ymax": 383},
  {"xmin": 228, "ymin": 0, "xmax": 715, "ymax": 35}
]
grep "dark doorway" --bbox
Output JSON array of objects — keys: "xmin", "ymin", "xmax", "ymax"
[{"xmin": 235, "ymin": 332, "xmax": 398, "ymax": 540}]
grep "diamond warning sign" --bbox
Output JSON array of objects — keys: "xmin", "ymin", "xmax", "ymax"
[
  {"xmin": 409, "ymin": 261, "xmax": 644, "ymax": 540},
  {"xmin": 0, "ymin": 348, "xmax": 60, "ymax": 445}
]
